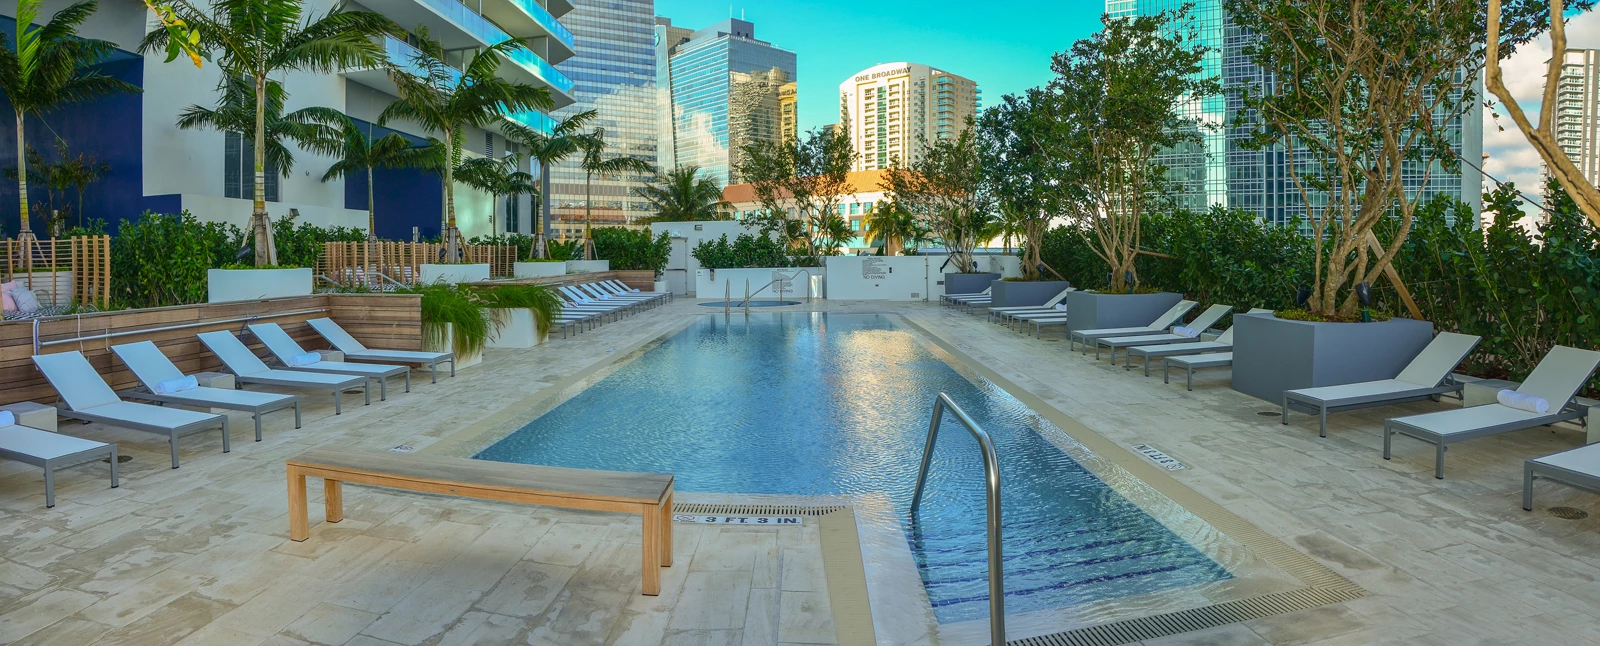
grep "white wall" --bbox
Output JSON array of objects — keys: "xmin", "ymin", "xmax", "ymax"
[
  {"xmin": 695, "ymin": 267, "xmax": 823, "ymax": 301},
  {"xmin": 182, "ymin": 194, "xmax": 367, "ymax": 230},
  {"xmin": 823, "ymin": 256, "xmax": 930, "ymax": 301},
  {"xmin": 652, "ymin": 220, "xmax": 762, "ymax": 295}
]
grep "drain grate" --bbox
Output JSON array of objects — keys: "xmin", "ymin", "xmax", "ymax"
[
  {"xmin": 1548, "ymin": 506, "xmax": 1590, "ymax": 520},
  {"xmin": 1009, "ymin": 584, "xmax": 1364, "ymax": 646},
  {"xmin": 673, "ymin": 503, "xmax": 846, "ymax": 517},
  {"xmin": 1257, "ymin": 411, "xmax": 1280, "ymax": 417}
]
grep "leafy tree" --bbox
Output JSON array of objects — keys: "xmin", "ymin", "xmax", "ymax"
[
  {"xmin": 315, "ymin": 116, "xmax": 442, "ymax": 240},
  {"xmin": 736, "ymin": 125, "xmax": 856, "ymax": 258},
  {"xmin": 0, "ymin": 0, "xmax": 139, "ymax": 239},
  {"xmin": 880, "ymin": 126, "xmax": 992, "ymax": 273},
  {"xmin": 634, "ymin": 165, "xmax": 727, "ymax": 223},
  {"xmin": 862, "ymin": 199, "xmax": 918, "ymax": 256},
  {"xmin": 502, "ymin": 109, "xmax": 596, "ymax": 257},
  {"xmin": 590, "ymin": 227, "xmax": 670, "ymax": 273},
  {"xmin": 142, "ymin": 0, "xmax": 394, "ymax": 266},
  {"xmin": 977, "ymin": 91, "xmax": 1060, "ymax": 280},
  {"xmin": 381, "ymin": 30, "xmax": 551, "ymax": 260},
  {"xmin": 575, "ymin": 129, "xmax": 652, "ymax": 258}
]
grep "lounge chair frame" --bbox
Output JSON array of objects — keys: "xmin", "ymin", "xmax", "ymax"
[
  {"xmin": 0, "ymin": 425, "xmax": 118, "ymax": 507},
  {"xmin": 1523, "ymin": 443, "xmax": 1600, "ymax": 511},
  {"xmin": 306, "ymin": 318, "xmax": 455, "ymax": 383}
]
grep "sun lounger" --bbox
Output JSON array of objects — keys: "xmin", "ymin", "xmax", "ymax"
[
  {"xmin": 560, "ymin": 287, "xmax": 633, "ymax": 317},
  {"xmin": 1524, "ymin": 443, "xmax": 1600, "ymax": 511},
  {"xmin": 1282, "ymin": 332, "xmax": 1482, "ymax": 437},
  {"xmin": 1069, "ymin": 300, "xmax": 1199, "ymax": 352},
  {"xmin": 32, "ymin": 351, "xmax": 229, "ymax": 469},
  {"xmin": 198, "ymin": 331, "xmax": 370, "ymax": 414},
  {"xmin": 0, "ymin": 413, "xmax": 117, "ymax": 507},
  {"xmin": 603, "ymin": 280, "xmax": 672, "ymax": 303},
  {"xmin": 1094, "ymin": 304, "xmax": 1232, "ymax": 361},
  {"xmin": 939, "ymin": 287, "xmax": 990, "ymax": 306},
  {"xmin": 111, "ymin": 341, "xmax": 300, "ymax": 441},
  {"xmin": 306, "ymin": 318, "xmax": 455, "ymax": 383},
  {"xmin": 585, "ymin": 283, "xmax": 660, "ymax": 306},
  {"xmin": 248, "ymin": 323, "xmax": 411, "ymax": 400},
  {"xmin": 1126, "ymin": 309, "xmax": 1271, "ymax": 374},
  {"xmin": 1164, "ymin": 352, "xmax": 1235, "ymax": 391},
  {"xmin": 1384, "ymin": 345, "xmax": 1600, "ymax": 479},
  {"xmin": 987, "ymin": 288, "xmax": 1076, "ymax": 322}
]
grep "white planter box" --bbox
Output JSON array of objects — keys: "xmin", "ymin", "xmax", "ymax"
[
  {"xmin": 694, "ymin": 267, "xmax": 823, "ymax": 299},
  {"xmin": 207, "ymin": 268, "xmax": 313, "ymax": 303},
  {"xmin": 653, "ymin": 280, "xmax": 668, "ymax": 294},
  {"xmin": 565, "ymin": 260, "xmax": 609, "ymax": 274},
  {"xmin": 424, "ymin": 322, "xmax": 483, "ymax": 370},
  {"xmin": 487, "ymin": 308, "xmax": 543, "ymax": 349},
  {"xmin": 420, "ymin": 263, "xmax": 491, "ymax": 285},
  {"xmin": 513, "ymin": 261, "xmax": 568, "ymax": 279}
]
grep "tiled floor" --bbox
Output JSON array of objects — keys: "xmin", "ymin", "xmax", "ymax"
[{"xmin": 3, "ymin": 298, "xmax": 1600, "ymax": 645}]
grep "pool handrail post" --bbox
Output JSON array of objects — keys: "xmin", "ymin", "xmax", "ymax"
[
  {"xmin": 744, "ymin": 280, "xmax": 750, "ymax": 313},
  {"xmin": 910, "ymin": 392, "xmax": 1004, "ymax": 645},
  {"xmin": 725, "ymin": 281, "xmax": 730, "ymax": 314}
]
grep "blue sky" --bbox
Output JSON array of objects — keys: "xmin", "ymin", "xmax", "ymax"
[{"xmin": 653, "ymin": 0, "xmax": 1104, "ymax": 133}]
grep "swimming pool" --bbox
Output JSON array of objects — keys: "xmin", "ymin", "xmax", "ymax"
[{"xmin": 475, "ymin": 313, "xmax": 1231, "ymax": 623}]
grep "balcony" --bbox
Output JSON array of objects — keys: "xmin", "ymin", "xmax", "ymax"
[
  {"xmin": 480, "ymin": 0, "xmax": 576, "ymax": 64},
  {"xmin": 361, "ymin": 0, "xmax": 574, "ymax": 106},
  {"xmin": 349, "ymin": 37, "xmax": 557, "ymax": 134}
]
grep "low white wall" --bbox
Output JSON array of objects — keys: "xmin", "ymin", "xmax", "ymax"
[
  {"xmin": 207, "ymin": 268, "xmax": 313, "ymax": 303},
  {"xmin": 695, "ymin": 267, "xmax": 824, "ymax": 300},
  {"xmin": 566, "ymin": 260, "xmax": 609, "ymax": 273},
  {"xmin": 975, "ymin": 254, "xmax": 1022, "ymax": 279},
  {"xmin": 514, "ymin": 262, "xmax": 567, "ymax": 278},
  {"xmin": 823, "ymin": 256, "xmax": 931, "ymax": 301}
]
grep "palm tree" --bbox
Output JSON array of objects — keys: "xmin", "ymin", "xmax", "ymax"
[
  {"xmin": 177, "ymin": 74, "xmax": 343, "ymax": 197},
  {"xmin": 455, "ymin": 155, "xmax": 535, "ymax": 236},
  {"xmin": 0, "ymin": 0, "xmax": 139, "ymax": 243},
  {"xmin": 314, "ymin": 115, "xmax": 442, "ymax": 240},
  {"xmin": 141, "ymin": 0, "xmax": 394, "ymax": 266},
  {"xmin": 502, "ymin": 109, "xmax": 596, "ymax": 258},
  {"xmin": 863, "ymin": 200, "xmax": 916, "ymax": 256},
  {"xmin": 381, "ymin": 31, "xmax": 552, "ymax": 260},
  {"xmin": 574, "ymin": 128, "xmax": 652, "ymax": 259},
  {"xmin": 633, "ymin": 165, "xmax": 726, "ymax": 223}
]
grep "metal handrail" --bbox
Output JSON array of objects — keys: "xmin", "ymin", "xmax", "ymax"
[
  {"xmin": 737, "ymin": 269, "xmax": 815, "ymax": 306},
  {"xmin": 910, "ymin": 392, "xmax": 1004, "ymax": 645},
  {"xmin": 34, "ymin": 308, "xmax": 330, "ymax": 353}
]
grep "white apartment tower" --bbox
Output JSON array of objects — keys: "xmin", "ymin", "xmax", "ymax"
[
  {"xmin": 1547, "ymin": 49, "xmax": 1600, "ymax": 189},
  {"xmin": 838, "ymin": 63, "xmax": 979, "ymax": 172}
]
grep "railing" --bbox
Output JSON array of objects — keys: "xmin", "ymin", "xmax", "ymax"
[
  {"xmin": 735, "ymin": 269, "xmax": 815, "ymax": 309},
  {"xmin": 318, "ymin": 241, "xmax": 520, "ymax": 286},
  {"xmin": 910, "ymin": 392, "xmax": 1004, "ymax": 645}
]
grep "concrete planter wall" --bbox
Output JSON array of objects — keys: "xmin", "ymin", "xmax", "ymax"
[
  {"xmin": 989, "ymin": 280, "xmax": 1072, "ymax": 308},
  {"xmin": 420, "ymin": 263, "xmax": 490, "ymax": 285},
  {"xmin": 1231, "ymin": 313, "xmax": 1435, "ymax": 403},
  {"xmin": 943, "ymin": 272, "xmax": 1000, "ymax": 295},
  {"xmin": 424, "ymin": 322, "xmax": 483, "ymax": 370},
  {"xmin": 487, "ymin": 309, "xmax": 542, "ymax": 349},
  {"xmin": 653, "ymin": 280, "xmax": 668, "ymax": 293},
  {"xmin": 1061, "ymin": 291, "xmax": 1183, "ymax": 333},
  {"xmin": 513, "ymin": 262, "xmax": 567, "ymax": 279},
  {"xmin": 207, "ymin": 268, "xmax": 313, "ymax": 303},
  {"xmin": 566, "ymin": 260, "xmax": 609, "ymax": 273}
]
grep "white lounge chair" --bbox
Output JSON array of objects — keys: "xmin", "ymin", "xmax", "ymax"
[
  {"xmin": 111, "ymin": 341, "xmax": 301, "ymax": 441},
  {"xmin": 1069, "ymin": 300, "xmax": 1199, "ymax": 352},
  {"xmin": 1384, "ymin": 345, "xmax": 1600, "ymax": 479},
  {"xmin": 1282, "ymin": 332, "xmax": 1482, "ymax": 437},
  {"xmin": 1094, "ymin": 304, "xmax": 1232, "ymax": 361},
  {"xmin": 940, "ymin": 287, "xmax": 991, "ymax": 307},
  {"xmin": 582, "ymin": 283, "xmax": 658, "ymax": 306},
  {"xmin": 987, "ymin": 288, "xmax": 1076, "ymax": 322},
  {"xmin": 603, "ymin": 280, "xmax": 671, "ymax": 303},
  {"xmin": 1126, "ymin": 309, "xmax": 1272, "ymax": 374},
  {"xmin": 1524, "ymin": 443, "xmax": 1600, "ymax": 511},
  {"xmin": 306, "ymin": 318, "xmax": 455, "ymax": 383},
  {"xmin": 32, "ymin": 351, "xmax": 229, "ymax": 469},
  {"xmin": 1164, "ymin": 352, "xmax": 1235, "ymax": 391},
  {"xmin": 0, "ymin": 412, "xmax": 117, "ymax": 507},
  {"xmin": 248, "ymin": 323, "xmax": 411, "ymax": 400},
  {"xmin": 198, "ymin": 331, "xmax": 370, "ymax": 414}
]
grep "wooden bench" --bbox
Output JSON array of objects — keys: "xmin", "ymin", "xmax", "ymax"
[{"xmin": 286, "ymin": 448, "xmax": 675, "ymax": 595}]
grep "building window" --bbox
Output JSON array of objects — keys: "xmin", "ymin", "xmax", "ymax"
[
  {"xmin": 505, "ymin": 195, "xmax": 520, "ymax": 233},
  {"xmin": 224, "ymin": 131, "xmax": 279, "ymax": 202}
]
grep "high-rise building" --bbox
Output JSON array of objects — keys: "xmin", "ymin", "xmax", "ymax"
[
  {"xmin": 1108, "ymin": 0, "xmax": 1483, "ymax": 227},
  {"xmin": 1544, "ymin": 49, "xmax": 1600, "ymax": 190},
  {"xmin": 838, "ymin": 63, "xmax": 980, "ymax": 172},
  {"xmin": 654, "ymin": 18, "xmax": 797, "ymax": 186},
  {"xmin": 546, "ymin": 0, "xmax": 657, "ymax": 235}
]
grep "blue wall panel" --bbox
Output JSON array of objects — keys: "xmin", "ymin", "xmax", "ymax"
[{"xmin": 340, "ymin": 118, "xmax": 443, "ymax": 240}]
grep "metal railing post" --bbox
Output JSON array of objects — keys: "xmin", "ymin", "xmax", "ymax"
[
  {"xmin": 744, "ymin": 280, "xmax": 751, "ymax": 313},
  {"xmin": 725, "ymin": 281, "xmax": 730, "ymax": 314},
  {"xmin": 910, "ymin": 392, "xmax": 1004, "ymax": 645}
]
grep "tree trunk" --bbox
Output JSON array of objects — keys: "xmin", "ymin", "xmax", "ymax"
[
  {"xmin": 442, "ymin": 129, "xmax": 460, "ymax": 260},
  {"xmin": 252, "ymin": 77, "xmax": 276, "ymax": 267},
  {"xmin": 15, "ymin": 112, "xmax": 29, "ymax": 233},
  {"xmin": 583, "ymin": 170, "xmax": 593, "ymax": 260},
  {"xmin": 535, "ymin": 161, "xmax": 551, "ymax": 258},
  {"xmin": 366, "ymin": 165, "xmax": 377, "ymax": 242}
]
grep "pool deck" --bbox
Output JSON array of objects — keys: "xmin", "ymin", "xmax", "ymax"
[{"xmin": 3, "ymin": 298, "xmax": 1600, "ymax": 645}]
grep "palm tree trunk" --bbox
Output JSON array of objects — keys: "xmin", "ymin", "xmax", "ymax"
[
  {"xmin": 443, "ymin": 129, "xmax": 460, "ymax": 260},
  {"xmin": 366, "ymin": 165, "xmax": 377, "ymax": 242},
  {"xmin": 252, "ymin": 77, "xmax": 275, "ymax": 266},
  {"xmin": 583, "ymin": 171, "xmax": 593, "ymax": 260},
  {"xmin": 534, "ymin": 160, "xmax": 550, "ymax": 258},
  {"xmin": 15, "ymin": 112, "xmax": 29, "ymax": 234}
]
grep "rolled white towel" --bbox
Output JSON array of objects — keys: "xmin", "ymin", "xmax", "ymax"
[
  {"xmin": 1172, "ymin": 326, "xmax": 1200, "ymax": 338},
  {"xmin": 0, "ymin": 411, "xmax": 14, "ymax": 427},
  {"xmin": 155, "ymin": 375, "xmax": 198, "ymax": 394},
  {"xmin": 1053, "ymin": 304, "xmax": 1067, "ymax": 311},
  {"xmin": 287, "ymin": 352, "xmax": 321, "ymax": 367},
  {"xmin": 1497, "ymin": 389, "xmax": 1550, "ymax": 414}
]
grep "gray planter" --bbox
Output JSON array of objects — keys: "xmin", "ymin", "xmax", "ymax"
[
  {"xmin": 1232, "ymin": 313, "xmax": 1435, "ymax": 403},
  {"xmin": 1061, "ymin": 291, "xmax": 1183, "ymax": 333},
  {"xmin": 943, "ymin": 272, "xmax": 1000, "ymax": 295},
  {"xmin": 989, "ymin": 280, "xmax": 1072, "ymax": 308}
]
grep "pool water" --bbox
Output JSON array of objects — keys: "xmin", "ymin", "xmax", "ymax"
[{"xmin": 476, "ymin": 313, "xmax": 1230, "ymax": 623}]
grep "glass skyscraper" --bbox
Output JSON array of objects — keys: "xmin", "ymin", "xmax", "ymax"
[
  {"xmin": 655, "ymin": 18, "xmax": 797, "ymax": 186},
  {"xmin": 548, "ymin": 0, "xmax": 658, "ymax": 233}
]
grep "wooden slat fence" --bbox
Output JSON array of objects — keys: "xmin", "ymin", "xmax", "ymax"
[
  {"xmin": 2, "ymin": 235, "xmax": 111, "ymax": 306},
  {"xmin": 317, "ymin": 242, "xmax": 519, "ymax": 287}
]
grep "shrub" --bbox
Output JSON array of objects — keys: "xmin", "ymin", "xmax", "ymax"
[
  {"xmin": 397, "ymin": 283, "xmax": 495, "ymax": 356},
  {"xmin": 478, "ymin": 284, "xmax": 563, "ymax": 340},
  {"xmin": 592, "ymin": 227, "xmax": 670, "ymax": 273},
  {"xmin": 546, "ymin": 239, "xmax": 581, "ymax": 261},
  {"xmin": 469, "ymin": 233, "xmax": 536, "ymax": 260},
  {"xmin": 691, "ymin": 232, "xmax": 789, "ymax": 269},
  {"xmin": 110, "ymin": 211, "xmax": 244, "ymax": 308}
]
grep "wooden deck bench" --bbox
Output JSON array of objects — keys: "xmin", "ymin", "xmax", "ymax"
[{"xmin": 285, "ymin": 448, "xmax": 675, "ymax": 595}]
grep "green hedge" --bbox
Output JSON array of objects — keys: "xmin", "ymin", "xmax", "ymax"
[
  {"xmin": 691, "ymin": 233, "xmax": 791, "ymax": 269},
  {"xmin": 111, "ymin": 212, "xmax": 244, "ymax": 309},
  {"xmin": 591, "ymin": 227, "xmax": 670, "ymax": 273}
]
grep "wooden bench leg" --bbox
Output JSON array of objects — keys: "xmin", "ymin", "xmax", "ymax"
[
  {"xmin": 288, "ymin": 466, "xmax": 310, "ymax": 541},
  {"xmin": 642, "ymin": 503, "xmax": 661, "ymax": 596},
  {"xmin": 325, "ymin": 479, "xmax": 344, "ymax": 523},
  {"xmin": 659, "ymin": 489, "xmax": 673, "ymax": 568}
]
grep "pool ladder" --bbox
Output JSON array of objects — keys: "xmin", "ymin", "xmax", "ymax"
[{"xmin": 911, "ymin": 392, "xmax": 1004, "ymax": 645}]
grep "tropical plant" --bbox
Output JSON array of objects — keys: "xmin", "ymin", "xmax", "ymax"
[
  {"xmin": 544, "ymin": 239, "xmax": 581, "ymax": 261},
  {"xmin": 880, "ymin": 127, "xmax": 993, "ymax": 273},
  {"xmin": 861, "ymin": 200, "xmax": 916, "ymax": 256},
  {"xmin": 455, "ymin": 154, "xmax": 536, "ymax": 235},
  {"xmin": 977, "ymin": 90, "xmax": 1062, "ymax": 280},
  {"xmin": 142, "ymin": 0, "xmax": 392, "ymax": 265},
  {"xmin": 0, "ymin": 0, "xmax": 140, "ymax": 238},
  {"xmin": 691, "ymin": 232, "xmax": 790, "ymax": 269},
  {"xmin": 396, "ymin": 282, "xmax": 495, "ymax": 356},
  {"xmin": 315, "ymin": 115, "xmax": 441, "ymax": 240},
  {"xmin": 634, "ymin": 165, "xmax": 726, "ymax": 223},
  {"xmin": 501, "ymin": 110, "xmax": 596, "ymax": 258},
  {"xmin": 573, "ymin": 129, "xmax": 653, "ymax": 258},
  {"xmin": 478, "ymin": 284, "xmax": 562, "ymax": 341},
  {"xmin": 110, "ymin": 211, "xmax": 244, "ymax": 308},
  {"xmin": 470, "ymin": 232, "xmax": 537, "ymax": 260},
  {"xmin": 736, "ymin": 125, "xmax": 856, "ymax": 258},
  {"xmin": 589, "ymin": 227, "xmax": 670, "ymax": 273}
]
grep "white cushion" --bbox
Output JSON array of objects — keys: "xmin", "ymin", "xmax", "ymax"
[
  {"xmin": 0, "ymin": 411, "xmax": 13, "ymax": 427},
  {"xmin": 287, "ymin": 353, "xmax": 321, "ymax": 367},
  {"xmin": 10, "ymin": 287, "xmax": 40, "ymax": 313},
  {"xmin": 1497, "ymin": 389, "xmax": 1550, "ymax": 414},
  {"xmin": 155, "ymin": 375, "xmax": 198, "ymax": 394}
]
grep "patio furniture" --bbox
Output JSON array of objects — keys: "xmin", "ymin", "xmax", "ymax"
[
  {"xmin": 939, "ymin": 286, "xmax": 990, "ymax": 306},
  {"xmin": 1093, "ymin": 304, "xmax": 1232, "ymax": 361},
  {"xmin": 1164, "ymin": 352, "xmax": 1235, "ymax": 391},
  {"xmin": 1282, "ymin": 332, "xmax": 1482, "ymax": 437},
  {"xmin": 31, "ymin": 351, "xmax": 229, "ymax": 469},
  {"xmin": 1126, "ymin": 309, "xmax": 1272, "ymax": 374},
  {"xmin": 1523, "ymin": 443, "xmax": 1600, "ymax": 511},
  {"xmin": 1068, "ymin": 300, "xmax": 1199, "ymax": 352},
  {"xmin": 285, "ymin": 448, "xmax": 675, "ymax": 594},
  {"xmin": 111, "ymin": 341, "xmax": 301, "ymax": 442},
  {"xmin": 1384, "ymin": 345, "xmax": 1600, "ymax": 479},
  {"xmin": 305, "ymin": 318, "xmax": 455, "ymax": 383},
  {"xmin": 198, "ymin": 331, "xmax": 370, "ymax": 414},
  {"xmin": 603, "ymin": 280, "xmax": 672, "ymax": 303},
  {"xmin": 986, "ymin": 288, "xmax": 1076, "ymax": 323},
  {"xmin": 0, "ymin": 413, "xmax": 118, "ymax": 508},
  {"xmin": 247, "ymin": 323, "xmax": 411, "ymax": 400}
]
